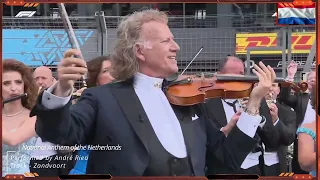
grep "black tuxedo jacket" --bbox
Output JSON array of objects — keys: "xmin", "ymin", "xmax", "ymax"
[
  {"xmin": 30, "ymin": 78, "xmax": 258, "ymax": 176},
  {"xmin": 205, "ymin": 98, "xmax": 281, "ymax": 148},
  {"xmin": 278, "ymin": 86, "xmax": 309, "ymax": 127},
  {"xmin": 204, "ymin": 98, "xmax": 280, "ymax": 174},
  {"xmin": 278, "ymin": 86, "xmax": 310, "ymax": 174},
  {"xmin": 265, "ymin": 102, "xmax": 296, "ymax": 173}
]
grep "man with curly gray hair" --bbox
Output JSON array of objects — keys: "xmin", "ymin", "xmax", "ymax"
[
  {"xmin": 32, "ymin": 9, "xmax": 277, "ymax": 176},
  {"xmin": 111, "ymin": 9, "xmax": 178, "ymax": 80}
]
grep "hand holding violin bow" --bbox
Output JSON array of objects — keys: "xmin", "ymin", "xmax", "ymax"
[{"xmin": 55, "ymin": 49, "xmax": 88, "ymax": 97}]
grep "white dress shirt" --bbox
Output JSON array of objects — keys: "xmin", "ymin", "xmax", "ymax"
[
  {"xmin": 133, "ymin": 73, "xmax": 187, "ymax": 158},
  {"xmin": 263, "ymin": 143, "xmax": 279, "ymax": 166},
  {"xmin": 41, "ymin": 73, "xmax": 262, "ymax": 160},
  {"xmin": 222, "ymin": 99, "xmax": 265, "ymax": 169},
  {"xmin": 301, "ymin": 99, "xmax": 316, "ymax": 126}
]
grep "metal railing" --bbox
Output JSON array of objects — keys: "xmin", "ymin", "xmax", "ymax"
[
  {"xmin": 3, "ymin": 13, "xmax": 315, "ymax": 87},
  {"xmin": 3, "ymin": 13, "xmax": 315, "ymax": 31}
]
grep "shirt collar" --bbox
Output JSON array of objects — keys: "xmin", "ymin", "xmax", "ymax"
[
  {"xmin": 223, "ymin": 99, "xmax": 238, "ymax": 103},
  {"xmin": 133, "ymin": 72, "xmax": 164, "ymax": 89}
]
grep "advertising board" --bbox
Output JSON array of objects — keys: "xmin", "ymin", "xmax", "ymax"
[{"xmin": 236, "ymin": 32, "xmax": 315, "ymax": 55}]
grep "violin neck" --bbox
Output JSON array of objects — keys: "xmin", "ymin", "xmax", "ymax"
[
  {"xmin": 216, "ymin": 75, "xmax": 285, "ymax": 83},
  {"xmin": 274, "ymin": 78, "xmax": 288, "ymax": 83}
]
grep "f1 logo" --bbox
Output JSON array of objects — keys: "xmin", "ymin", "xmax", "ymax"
[{"xmin": 15, "ymin": 11, "xmax": 36, "ymax": 17}]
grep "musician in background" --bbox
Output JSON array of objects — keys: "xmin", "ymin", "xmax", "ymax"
[
  {"xmin": 263, "ymin": 83, "xmax": 296, "ymax": 176},
  {"xmin": 280, "ymin": 61, "xmax": 316, "ymax": 126},
  {"xmin": 296, "ymin": 84, "xmax": 316, "ymax": 176},
  {"xmin": 278, "ymin": 61, "xmax": 315, "ymax": 174},
  {"xmin": 2, "ymin": 59, "xmax": 38, "ymax": 176},
  {"xmin": 86, "ymin": 55, "xmax": 115, "ymax": 87},
  {"xmin": 70, "ymin": 55, "xmax": 114, "ymax": 174},
  {"xmin": 205, "ymin": 56, "xmax": 281, "ymax": 175},
  {"xmin": 72, "ymin": 55, "xmax": 115, "ymax": 98},
  {"xmin": 33, "ymin": 66, "xmax": 56, "ymax": 90}
]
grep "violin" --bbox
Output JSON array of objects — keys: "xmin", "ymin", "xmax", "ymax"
[{"xmin": 164, "ymin": 73, "xmax": 308, "ymax": 106}]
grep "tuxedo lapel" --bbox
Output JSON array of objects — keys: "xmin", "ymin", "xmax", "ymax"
[
  {"xmin": 276, "ymin": 102, "xmax": 287, "ymax": 120},
  {"xmin": 110, "ymin": 79, "xmax": 150, "ymax": 153},
  {"xmin": 205, "ymin": 98, "xmax": 227, "ymax": 127}
]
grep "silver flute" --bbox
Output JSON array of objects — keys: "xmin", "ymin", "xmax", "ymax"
[{"xmin": 266, "ymin": 92, "xmax": 276, "ymax": 107}]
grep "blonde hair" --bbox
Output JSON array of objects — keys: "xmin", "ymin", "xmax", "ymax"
[{"xmin": 111, "ymin": 9, "xmax": 168, "ymax": 81}]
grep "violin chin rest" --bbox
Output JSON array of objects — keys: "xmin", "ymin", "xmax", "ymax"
[{"xmin": 165, "ymin": 73, "xmax": 179, "ymax": 82}]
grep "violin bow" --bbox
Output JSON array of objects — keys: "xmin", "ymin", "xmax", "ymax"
[
  {"xmin": 180, "ymin": 47, "xmax": 203, "ymax": 76},
  {"xmin": 57, "ymin": 3, "xmax": 87, "ymax": 88}
]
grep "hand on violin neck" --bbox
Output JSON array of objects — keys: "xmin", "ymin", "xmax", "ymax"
[{"xmin": 249, "ymin": 61, "xmax": 276, "ymax": 102}]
